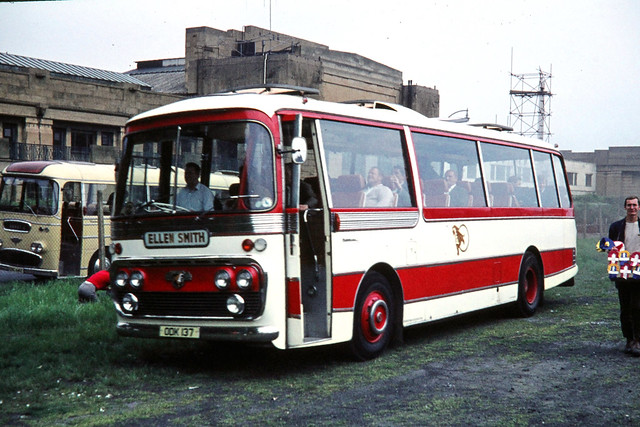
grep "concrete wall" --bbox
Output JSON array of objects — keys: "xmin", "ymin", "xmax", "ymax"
[
  {"xmin": 594, "ymin": 147, "xmax": 640, "ymax": 198},
  {"xmin": 402, "ymin": 84, "xmax": 440, "ymax": 119},
  {"xmin": 197, "ymin": 54, "xmax": 323, "ymax": 94},
  {"xmin": 185, "ymin": 25, "xmax": 439, "ymax": 117}
]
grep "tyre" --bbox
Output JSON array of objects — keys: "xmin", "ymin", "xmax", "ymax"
[
  {"xmin": 514, "ymin": 252, "xmax": 543, "ymax": 317},
  {"xmin": 88, "ymin": 248, "xmax": 111, "ymax": 276},
  {"xmin": 350, "ymin": 272, "xmax": 394, "ymax": 360}
]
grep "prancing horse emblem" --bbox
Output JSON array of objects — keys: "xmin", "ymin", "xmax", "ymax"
[
  {"xmin": 165, "ymin": 271, "xmax": 192, "ymax": 289},
  {"xmin": 452, "ymin": 225, "xmax": 469, "ymax": 255}
]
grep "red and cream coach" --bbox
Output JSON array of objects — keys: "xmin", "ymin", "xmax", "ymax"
[{"xmin": 109, "ymin": 86, "xmax": 577, "ymax": 359}]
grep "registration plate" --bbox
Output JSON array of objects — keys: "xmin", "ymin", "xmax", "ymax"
[{"xmin": 159, "ymin": 325, "xmax": 200, "ymax": 339}]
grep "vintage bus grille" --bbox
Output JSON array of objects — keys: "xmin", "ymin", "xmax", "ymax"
[
  {"xmin": 116, "ymin": 291, "xmax": 263, "ymax": 319},
  {"xmin": 0, "ymin": 249, "xmax": 42, "ymax": 267}
]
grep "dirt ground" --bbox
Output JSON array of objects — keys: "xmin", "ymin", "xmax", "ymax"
[{"xmin": 120, "ymin": 292, "xmax": 640, "ymax": 426}]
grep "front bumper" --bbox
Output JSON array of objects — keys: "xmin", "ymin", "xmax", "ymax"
[
  {"xmin": 0, "ymin": 261, "xmax": 57, "ymax": 278},
  {"xmin": 116, "ymin": 321, "xmax": 279, "ymax": 343}
]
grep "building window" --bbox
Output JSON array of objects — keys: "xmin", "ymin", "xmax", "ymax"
[
  {"xmin": 585, "ymin": 173, "xmax": 593, "ymax": 187},
  {"xmin": 2, "ymin": 123, "xmax": 17, "ymax": 142},
  {"xmin": 71, "ymin": 130, "xmax": 95, "ymax": 161},
  {"xmin": 53, "ymin": 128, "xmax": 67, "ymax": 160},
  {"xmin": 101, "ymin": 132, "xmax": 114, "ymax": 147},
  {"xmin": 567, "ymin": 172, "xmax": 577, "ymax": 186}
]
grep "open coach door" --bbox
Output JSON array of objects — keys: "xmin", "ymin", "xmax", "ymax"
[
  {"xmin": 60, "ymin": 181, "xmax": 83, "ymax": 276},
  {"xmin": 281, "ymin": 114, "xmax": 332, "ymax": 346}
]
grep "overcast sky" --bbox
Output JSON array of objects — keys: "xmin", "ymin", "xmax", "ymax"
[{"xmin": 2, "ymin": 0, "xmax": 639, "ymax": 152}]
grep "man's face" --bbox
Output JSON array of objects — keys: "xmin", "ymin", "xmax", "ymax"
[
  {"xmin": 626, "ymin": 198, "xmax": 639, "ymax": 217},
  {"xmin": 367, "ymin": 168, "xmax": 382, "ymax": 186},
  {"xmin": 393, "ymin": 168, "xmax": 405, "ymax": 185},
  {"xmin": 184, "ymin": 166, "xmax": 199, "ymax": 189},
  {"xmin": 445, "ymin": 170, "xmax": 457, "ymax": 186}
]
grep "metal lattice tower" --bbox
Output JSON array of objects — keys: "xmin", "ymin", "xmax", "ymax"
[{"xmin": 508, "ymin": 67, "xmax": 552, "ymax": 142}]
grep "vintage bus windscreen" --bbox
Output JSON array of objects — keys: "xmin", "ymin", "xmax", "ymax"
[
  {"xmin": 114, "ymin": 122, "xmax": 274, "ymax": 217},
  {"xmin": 0, "ymin": 176, "xmax": 59, "ymax": 215}
]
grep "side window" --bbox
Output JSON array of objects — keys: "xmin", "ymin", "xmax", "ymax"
[
  {"xmin": 63, "ymin": 182, "xmax": 81, "ymax": 204},
  {"xmin": 281, "ymin": 118, "xmax": 322, "ymax": 209},
  {"xmin": 84, "ymin": 183, "xmax": 116, "ymax": 216},
  {"xmin": 413, "ymin": 133, "xmax": 481, "ymax": 207},
  {"xmin": 532, "ymin": 151, "xmax": 559, "ymax": 208},
  {"xmin": 552, "ymin": 154, "xmax": 571, "ymax": 208},
  {"xmin": 480, "ymin": 143, "xmax": 535, "ymax": 207},
  {"xmin": 320, "ymin": 120, "xmax": 413, "ymax": 209},
  {"xmin": 62, "ymin": 182, "xmax": 82, "ymax": 217}
]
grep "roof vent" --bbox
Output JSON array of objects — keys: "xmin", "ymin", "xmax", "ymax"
[
  {"xmin": 468, "ymin": 123, "xmax": 514, "ymax": 132},
  {"xmin": 342, "ymin": 100, "xmax": 399, "ymax": 111}
]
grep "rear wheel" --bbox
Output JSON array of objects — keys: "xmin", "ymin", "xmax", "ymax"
[
  {"xmin": 350, "ymin": 272, "xmax": 394, "ymax": 360},
  {"xmin": 514, "ymin": 252, "xmax": 543, "ymax": 317}
]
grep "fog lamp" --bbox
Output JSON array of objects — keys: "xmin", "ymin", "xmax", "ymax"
[
  {"xmin": 226, "ymin": 294, "xmax": 245, "ymax": 315},
  {"xmin": 121, "ymin": 293, "xmax": 139, "ymax": 313}
]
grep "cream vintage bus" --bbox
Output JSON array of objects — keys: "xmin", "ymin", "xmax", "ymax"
[{"xmin": 0, "ymin": 161, "xmax": 115, "ymax": 278}]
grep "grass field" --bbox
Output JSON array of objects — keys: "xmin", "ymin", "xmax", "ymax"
[{"xmin": 0, "ymin": 237, "xmax": 635, "ymax": 426}]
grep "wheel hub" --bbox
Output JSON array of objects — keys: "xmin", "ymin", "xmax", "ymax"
[{"xmin": 368, "ymin": 298, "xmax": 388, "ymax": 335}]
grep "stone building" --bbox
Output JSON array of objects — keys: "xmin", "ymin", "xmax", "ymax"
[{"xmin": 0, "ymin": 53, "xmax": 182, "ymax": 169}]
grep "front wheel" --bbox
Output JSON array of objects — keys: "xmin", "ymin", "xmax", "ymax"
[
  {"xmin": 514, "ymin": 252, "xmax": 543, "ymax": 317},
  {"xmin": 350, "ymin": 273, "xmax": 394, "ymax": 360}
]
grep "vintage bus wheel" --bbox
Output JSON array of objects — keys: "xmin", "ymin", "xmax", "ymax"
[
  {"xmin": 350, "ymin": 273, "xmax": 394, "ymax": 360},
  {"xmin": 88, "ymin": 248, "xmax": 111, "ymax": 276},
  {"xmin": 515, "ymin": 252, "xmax": 543, "ymax": 317}
]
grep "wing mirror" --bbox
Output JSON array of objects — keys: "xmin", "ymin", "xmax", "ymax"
[{"xmin": 291, "ymin": 137, "xmax": 307, "ymax": 164}]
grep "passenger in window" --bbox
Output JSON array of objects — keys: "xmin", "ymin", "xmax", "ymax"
[
  {"xmin": 363, "ymin": 167, "xmax": 394, "ymax": 207},
  {"xmin": 539, "ymin": 176, "xmax": 558, "ymax": 207},
  {"xmin": 390, "ymin": 166, "xmax": 411, "ymax": 207},
  {"xmin": 444, "ymin": 169, "xmax": 469, "ymax": 207},
  {"xmin": 509, "ymin": 175, "xmax": 531, "ymax": 207},
  {"xmin": 177, "ymin": 162, "xmax": 214, "ymax": 211}
]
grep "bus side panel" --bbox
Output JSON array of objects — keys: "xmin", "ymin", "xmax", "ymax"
[{"xmin": 330, "ymin": 215, "xmax": 577, "ymax": 328}]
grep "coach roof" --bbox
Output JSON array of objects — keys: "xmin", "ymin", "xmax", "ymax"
[
  {"xmin": 3, "ymin": 161, "xmax": 114, "ymax": 182},
  {"xmin": 127, "ymin": 91, "xmax": 556, "ymax": 151}
]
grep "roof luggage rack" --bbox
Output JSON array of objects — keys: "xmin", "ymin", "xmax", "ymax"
[{"xmin": 217, "ymin": 84, "xmax": 320, "ymax": 96}]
